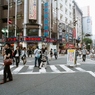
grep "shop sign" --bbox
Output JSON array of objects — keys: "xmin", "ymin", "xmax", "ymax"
[
  {"xmin": 7, "ymin": 37, "xmax": 17, "ymax": 42},
  {"xmin": 25, "ymin": 37, "xmax": 41, "ymax": 42}
]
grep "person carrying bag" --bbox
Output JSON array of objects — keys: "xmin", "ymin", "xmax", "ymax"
[{"xmin": 0, "ymin": 43, "xmax": 13, "ymax": 84}]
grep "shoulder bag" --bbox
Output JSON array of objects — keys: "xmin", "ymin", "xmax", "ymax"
[{"xmin": 4, "ymin": 58, "xmax": 13, "ymax": 65}]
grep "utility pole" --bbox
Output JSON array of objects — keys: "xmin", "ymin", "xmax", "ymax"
[
  {"xmin": 55, "ymin": 0, "xmax": 59, "ymax": 55},
  {"xmin": 7, "ymin": 0, "xmax": 9, "ymax": 38}
]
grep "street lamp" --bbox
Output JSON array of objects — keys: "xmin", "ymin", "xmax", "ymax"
[{"xmin": 1, "ymin": 27, "xmax": 9, "ymax": 44}]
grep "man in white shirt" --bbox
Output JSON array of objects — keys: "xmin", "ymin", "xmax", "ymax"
[
  {"xmin": 82, "ymin": 47, "xmax": 87, "ymax": 61},
  {"xmin": 34, "ymin": 46, "xmax": 39, "ymax": 67}
]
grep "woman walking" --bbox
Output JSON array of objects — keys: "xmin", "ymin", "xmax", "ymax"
[{"xmin": 21, "ymin": 47, "xmax": 27, "ymax": 65}]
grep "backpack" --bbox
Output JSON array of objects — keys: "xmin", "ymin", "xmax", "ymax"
[{"xmin": 41, "ymin": 54, "xmax": 46, "ymax": 62}]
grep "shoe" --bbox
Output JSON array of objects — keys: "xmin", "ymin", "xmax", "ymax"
[
  {"xmin": 0, "ymin": 81, "xmax": 6, "ymax": 84},
  {"xmin": 9, "ymin": 79, "xmax": 13, "ymax": 81}
]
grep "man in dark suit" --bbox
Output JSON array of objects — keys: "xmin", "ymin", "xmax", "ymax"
[{"xmin": 14, "ymin": 46, "xmax": 21, "ymax": 67}]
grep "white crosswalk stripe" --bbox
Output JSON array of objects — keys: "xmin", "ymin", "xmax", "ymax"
[
  {"xmin": 60, "ymin": 65, "xmax": 74, "ymax": 72},
  {"xmin": 0, "ymin": 65, "xmax": 89, "ymax": 75},
  {"xmin": 12, "ymin": 66, "xmax": 24, "ymax": 74},
  {"xmin": 75, "ymin": 67, "xmax": 86, "ymax": 72},
  {"xmin": 50, "ymin": 65, "xmax": 61, "ymax": 73}
]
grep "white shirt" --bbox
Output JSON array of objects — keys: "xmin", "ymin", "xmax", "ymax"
[{"xmin": 34, "ymin": 48, "xmax": 39, "ymax": 57}]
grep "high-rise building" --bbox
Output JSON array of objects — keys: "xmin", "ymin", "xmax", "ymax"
[{"xmin": 81, "ymin": 6, "xmax": 92, "ymax": 37}]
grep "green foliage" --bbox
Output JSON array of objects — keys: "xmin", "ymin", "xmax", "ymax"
[{"xmin": 83, "ymin": 38, "xmax": 92, "ymax": 50}]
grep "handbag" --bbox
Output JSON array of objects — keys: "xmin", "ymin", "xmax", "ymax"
[{"xmin": 4, "ymin": 58, "xmax": 13, "ymax": 65}]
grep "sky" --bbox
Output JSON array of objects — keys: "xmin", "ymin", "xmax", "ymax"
[{"xmin": 75, "ymin": 0, "xmax": 95, "ymax": 35}]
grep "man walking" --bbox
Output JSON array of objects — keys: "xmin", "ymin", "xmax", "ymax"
[
  {"xmin": 14, "ymin": 46, "xmax": 21, "ymax": 67},
  {"xmin": 34, "ymin": 46, "xmax": 39, "ymax": 67}
]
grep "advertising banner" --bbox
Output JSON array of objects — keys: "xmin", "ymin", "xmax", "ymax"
[
  {"xmin": 29, "ymin": 0, "xmax": 37, "ymax": 20},
  {"xmin": 44, "ymin": 2, "xmax": 49, "ymax": 37},
  {"xmin": 67, "ymin": 49, "xmax": 76, "ymax": 66}
]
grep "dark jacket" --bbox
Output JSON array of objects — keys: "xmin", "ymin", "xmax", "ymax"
[{"xmin": 14, "ymin": 49, "xmax": 21, "ymax": 57}]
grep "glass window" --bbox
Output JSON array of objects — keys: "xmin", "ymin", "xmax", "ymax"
[{"xmin": 27, "ymin": 29, "xmax": 39, "ymax": 36}]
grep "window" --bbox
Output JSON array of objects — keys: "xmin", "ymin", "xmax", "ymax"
[
  {"xmin": 17, "ymin": 0, "xmax": 22, "ymax": 5},
  {"xmin": 65, "ymin": 0, "xmax": 68, "ymax": 5},
  {"xmin": 69, "ymin": 4, "xmax": 71, "ymax": 9},
  {"xmin": 69, "ymin": 12, "xmax": 71, "ymax": 18},
  {"xmin": 65, "ymin": 8, "xmax": 68, "ymax": 15},
  {"xmin": 60, "ymin": 4, "xmax": 63, "ymax": 11},
  {"xmin": 65, "ymin": 17, "xmax": 68, "ymax": 24},
  {"xmin": 60, "ymin": 14, "xmax": 63, "ymax": 20}
]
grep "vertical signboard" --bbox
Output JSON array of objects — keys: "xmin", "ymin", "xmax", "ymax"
[
  {"xmin": 44, "ymin": 2, "xmax": 49, "ymax": 37},
  {"xmin": 73, "ymin": 28, "xmax": 76, "ymax": 39},
  {"xmin": 67, "ymin": 49, "xmax": 76, "ymax": 66},
  {"xmin": 29, "ymin": 0, "xmax": 37, "ymax": 20}
]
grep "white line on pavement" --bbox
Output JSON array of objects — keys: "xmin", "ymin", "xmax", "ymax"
[
  {"xmin": 12, "ymin": 65, "xmax": 24, "ymax": 74},
  {"xmin": 60, "ymin": 65, "xmax": 74, "ymax": 72},
  {"xmin": 75, "ymin": 67, "xmax": 86, "ymax": 72},
  {"xmin": 39, "ymin": 67, "xmax": 46, "ymax": 73},
  {"xmin": 50, "ymin": 65, "xmax": 61, "ymax": 73},
  {"xmin": 88, "ymin": 71, "xmax": 95, "ymax": 78}
]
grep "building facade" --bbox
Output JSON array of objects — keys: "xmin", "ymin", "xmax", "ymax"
[
  {"xmin": 73, "ymin": 0, "xmax": 83, "ymax": 42},
  {"xmin": 0, "ymin": 0, "xmax": 83, "ymax": 50},
  {"xmin": 81, "ymin": 6, "xmax": 92, "ymax": 37}
]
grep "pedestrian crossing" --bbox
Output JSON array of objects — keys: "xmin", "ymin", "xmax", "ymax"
[{"xmin": 0, "ymin": 64, "xmax": 90, "ymax": 75}]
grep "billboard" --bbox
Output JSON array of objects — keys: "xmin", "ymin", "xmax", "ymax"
[
  {"xmin": 44, "ymin": 2, "xmax": 49, "ymax": 37},
  {"xmin": 29, "ymin": 0, "xmax": 37, "ymax": 20}
]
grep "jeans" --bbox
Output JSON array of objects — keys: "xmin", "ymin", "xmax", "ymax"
[
  {"xmin": 15, "ymin": 56, "xmax": 20, "ymax": 67},
  {"xmin": 46, "ymin": 56, "xmax": 49, "ymax": 65},
  {"xmin": 34, "ymin": 57, "xmax": 38, "ymax": 67}
]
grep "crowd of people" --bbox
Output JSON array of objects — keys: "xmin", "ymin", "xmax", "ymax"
[
  {"xmin": 75, "ymin": 47, "xmax": 95, "ymax": 62},
  {"xmin": 1, "ymin": 42, "xmax": 94, "ymax": 84},
  {"xmin": 0, "ymin": 43, "xmax": 58, "ymax": 84}
]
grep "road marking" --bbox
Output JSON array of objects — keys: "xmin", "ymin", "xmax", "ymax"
[
  {"xmin": 88, "ymin": 71, "xmax": 95, "ymax": 78},
  {"xmin": 12, "ymin": 66, "xmax": 24, "ymax": 74},
  {"xmin": 39, "ymin": 67, "xmax": 46, "ymax": 73},
  {"xmin": 75, "ymin": 67, "xmax": 86, "ymax": 72},
  {"xmin": 0, "ymin": 65, "xmax": 95, "ymax": 75},
  {"xmin": 27, "ymin": 65, "xmax": 34, "ymax": 72},
  {"xmin": 50, "ymin": 65, "xmax": 61, "ymax": 73},
  {"xmin": 60, "ymin": 65, "xmax": 74, "ymax": 72}
]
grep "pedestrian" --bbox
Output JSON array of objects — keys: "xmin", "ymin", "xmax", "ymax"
[
  {"xmin": 0, "ymin": 43, "xmax": 13, "ymax": 84},
  {"xmin": 45, "ymin": 47, "xmax": 49, "ymax": 65},
  {"xmin": 54, "ymin": 49, "xmax": 57, "ymax": 59},
  {"xmin": 27, "ymin": 48, "xmax": 32, "ymax": 57},
  {"xmin": 2, "ymin": 45, "xmax": 6, "ymax": 59},
  {"xmin": 50, "ymin": 48, "xmax": 53, "ymax": 60},
  {"xmin": 14, "ymin": 46, "xmax": 21, "ymax": 67},
  {"xmin": 82, "ymin": 47, "xmax": 87, "ymax": 62},
  {"xmin": 21, "ymin": 47, "xmax": 27, "ymax": 65},
  {"xmin": 34, "ymin": 46, "xmax": 40, "ymax": 67},
  {"xmin": 78, "ymin": 49, "xmax": 82, "ymax": 59},
  {"xmin": 39, "ymin": 49, "xmax": 47, "ymax": 69},
  {"xmin": 90, "ymin": 48, "xmax": 94, "ymax": 59}
]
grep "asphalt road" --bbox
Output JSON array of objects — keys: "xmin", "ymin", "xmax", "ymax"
[{"xmin": 0, "ymin": 55, "xmax": 95, "ymax": 95}]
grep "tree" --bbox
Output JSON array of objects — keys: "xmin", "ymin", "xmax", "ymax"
[{"xmin": 83, "ymin": 38, "xmax": 92, "ymax": 50}]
